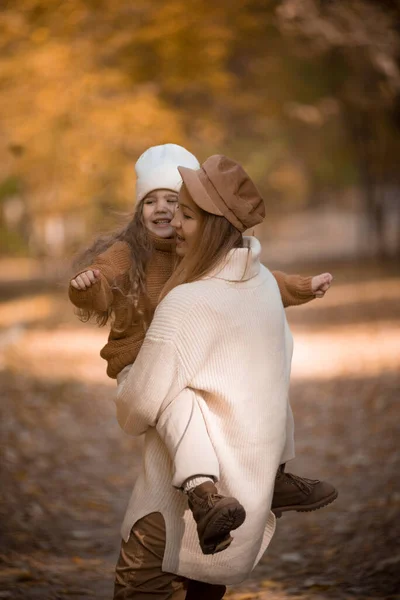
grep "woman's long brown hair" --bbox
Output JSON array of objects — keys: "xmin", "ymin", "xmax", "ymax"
[
  {"xmin": 160, "ymin": 210, "xmax": 243, "ymax": 300},
  {"xmin": 73, "ymin": 201, "xmax": 153, "ymax": 329}
]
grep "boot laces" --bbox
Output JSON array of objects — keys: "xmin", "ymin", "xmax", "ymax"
[
  {"xmin": 206, "ymin": 492, "xmax": 223, "ymax": 509},
  {"xmin": 280, "ymin": 472, "xmax": 318, "ymax": 494},
  {"xmin": 192, "ymin": 492, "xmax": 223, "ymax": 509}
]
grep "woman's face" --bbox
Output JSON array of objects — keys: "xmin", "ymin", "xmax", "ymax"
[
  {"xmin": 142, "ymin": 189, "xmax": 178, "ymax": 238},
  {"xmin": 171, "ymin": 185, "xmax": 203, "ymax": 257}
]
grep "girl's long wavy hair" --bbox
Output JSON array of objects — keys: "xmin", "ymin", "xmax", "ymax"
[
  {"xmin": 73, "ymin": 200, "xmax": 153, "ymax": 331},
  {"xmin": 160, "ymin": 209, "xmax": 244, "ymax": 301}
]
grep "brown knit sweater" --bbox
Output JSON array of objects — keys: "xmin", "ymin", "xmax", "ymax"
[{"xmin": 69, "ymin": 237, "xmax": 314, "ymax": 379}]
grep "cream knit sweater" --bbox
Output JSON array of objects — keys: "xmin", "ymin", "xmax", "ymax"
[{"xmin": 116, "ymin": 237, "xmax": 294, "ymax": 585}]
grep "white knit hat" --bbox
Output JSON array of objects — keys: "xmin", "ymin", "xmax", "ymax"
[{"xmin": 135, "ymin": 144, "xmax": 200, "ymax": 203}]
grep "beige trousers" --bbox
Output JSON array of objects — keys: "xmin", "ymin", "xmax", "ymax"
[{"xmin": 114, "ymin": 512, "xmax": 226, "ymax": 600}]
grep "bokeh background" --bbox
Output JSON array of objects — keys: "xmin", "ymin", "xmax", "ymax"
[{"xmin": 0, "ymin": 1, "xmax": 399, "ymax": 599}]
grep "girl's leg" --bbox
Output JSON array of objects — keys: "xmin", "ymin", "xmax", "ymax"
[
  {"xmin": 272, "ymin": 403, "xmax": 338, "ymax": 517},
  {"xmin": 156, "ymin": 389, "xmax": 246, "ymax": 555},
  {"xmin": 114, "ymin": 512, "xmax": 186, "ymax": 599},
  {"xmin": 157, "ymin": 388, "xmax": 219, "ymax": 489},
  {"xmin": 280, "ymin": 402, "xmax": 295, "ymax": 464}
]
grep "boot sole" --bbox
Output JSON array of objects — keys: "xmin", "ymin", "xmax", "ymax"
[
  {"xmin": 273, "ymin": 490, "xmax": 338, "ymax": 518},
  {"xmin": 201, "ymin": 502, "xmax": 246, "ymax": 555}
]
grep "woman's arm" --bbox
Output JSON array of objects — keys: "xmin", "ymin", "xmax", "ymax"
[
  {"xmin": 115, "ymin": 290, "xmax": 202, "ymax": 437},
  {"xmin": 271, "ymin": 271, "xmax": 332, "ymax": 308},
  {"xmin": 115, "ymin": 335, "xmax": 187, "ymax": 437},
  {"xmin": 68, "ymin": 241, "xmax": 131, "ymax": 312}
]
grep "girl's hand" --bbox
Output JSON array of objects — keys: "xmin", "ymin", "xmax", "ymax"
[
  {"xmin": 311, "ymin": 272, "xmax": 333, "ymax": 298},
  {"xmin": 70, "ymin": 269, "xmax": 101, "ymax": 290}
]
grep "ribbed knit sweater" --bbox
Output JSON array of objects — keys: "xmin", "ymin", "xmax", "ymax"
[
  {"xmin": 115, "ymin": 237, "xmax": 294, "ymax": 585},
  {"xmin": 69, "ymin": 236, "xmax": 314, "ymax": 379}
]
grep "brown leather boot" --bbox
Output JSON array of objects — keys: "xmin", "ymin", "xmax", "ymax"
[
  {"xmin": 187, "ymin": 482, "xmax": 246, "ymax": 555},
  {"xmin": 272, "ymin": 464, "xmax": 338, "ymax": 518}
]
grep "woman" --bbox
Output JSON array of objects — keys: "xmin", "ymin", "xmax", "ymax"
[
  {"xmin": 69, "ymin": 144, "xmax": 336, "ymax": 563},
  {"xmin": 114, "ymin": 155, "xmax": 296, "ymax": 598}
]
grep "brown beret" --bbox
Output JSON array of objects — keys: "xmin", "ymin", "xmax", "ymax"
[{"xmin": 178, "ymin": 155, "xmax": 265, "ymax": 232}]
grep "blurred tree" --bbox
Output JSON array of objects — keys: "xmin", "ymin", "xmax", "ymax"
[
  {"xmin": 275, "ymin": 0, "xmax": 400, "ymax": 256},
  {"xmin": 0, "ymin": 0, "xmax": 399, "ymax": 256}
]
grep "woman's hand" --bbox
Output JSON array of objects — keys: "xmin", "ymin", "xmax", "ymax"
[
  {"xmin": 311, "ymin": 272, "xmax": 333, "ymax": 298},
  {"xmin": 70, "ymin": 269, "xmax": 101, "ymax": 290}
]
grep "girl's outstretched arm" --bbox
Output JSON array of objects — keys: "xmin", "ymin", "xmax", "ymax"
[
  {"xmin": 272, "ymin": 271, "xmax": 333, "ymax": 308},
  {"xmin": 311, "ymin": 272, "xmax": 333, "ymax": 298},
  {"xmin": 68, "ymin": 241, "xmax": 131, "ymax": 312}
]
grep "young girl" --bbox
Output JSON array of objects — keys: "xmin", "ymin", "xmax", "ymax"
[{"xmin": 69, "ymin": 144, "xmax": 336, "ymax": 555}]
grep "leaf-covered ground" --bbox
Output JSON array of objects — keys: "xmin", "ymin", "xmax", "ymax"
[{"xmin": 0, "ymin": 262, "xmax": 399, "ymax": 599}]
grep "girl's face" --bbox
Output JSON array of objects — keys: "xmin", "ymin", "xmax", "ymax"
[
  {"xmin": 171, "ymin": 185, "xmax": 203, "ymax": 257},
  {"xmin": 142, "ymin": 189, "xmax": 178, "ymax": 238}
]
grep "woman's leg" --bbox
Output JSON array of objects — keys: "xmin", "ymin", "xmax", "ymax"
[
  {"xmin": 114, "ymin": 512, "xmax": 186, "ymax": 599},
  {"xmin": 114, "ymin": 512, "xmax": 226, "ymax": 599},
  {"xmin": 185, "ymin": 580, "xmax": 226, "ymax": 600}
]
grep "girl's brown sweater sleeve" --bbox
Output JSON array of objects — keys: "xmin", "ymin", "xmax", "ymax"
[
  {"xmin": 68, "ymin": 241, "xmax": 131, "ymax": 312},
  {"xmin": 271, "ymin": 271, "xmax": 314, "ymax": 308}
]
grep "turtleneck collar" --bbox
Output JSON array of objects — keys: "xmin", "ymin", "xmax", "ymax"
[
  {"xmin": 203, "ymin": 236, "xmax": 261, "ymax": 282},
  {"xmin": 148, "ymin": 231, "xmax": 176, "ymax": 253}
]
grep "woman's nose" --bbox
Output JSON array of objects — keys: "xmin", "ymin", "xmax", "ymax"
[{"xmin": 171, "ymin": 213, "xmax": 180, "ymax": 228}]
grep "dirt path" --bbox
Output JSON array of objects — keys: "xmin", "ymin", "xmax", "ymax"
[{"xmin": 0, "ymin": 267, "xmax": 399, "ymax": 599}]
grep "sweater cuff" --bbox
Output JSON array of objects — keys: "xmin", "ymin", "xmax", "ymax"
[
  {"xmin": 68, "ymin": 276, "xmax": 111, "ymax": 311},
  {"xmin": 295, "ymin": 276, "xmax": 314, "ymax": 299}
]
